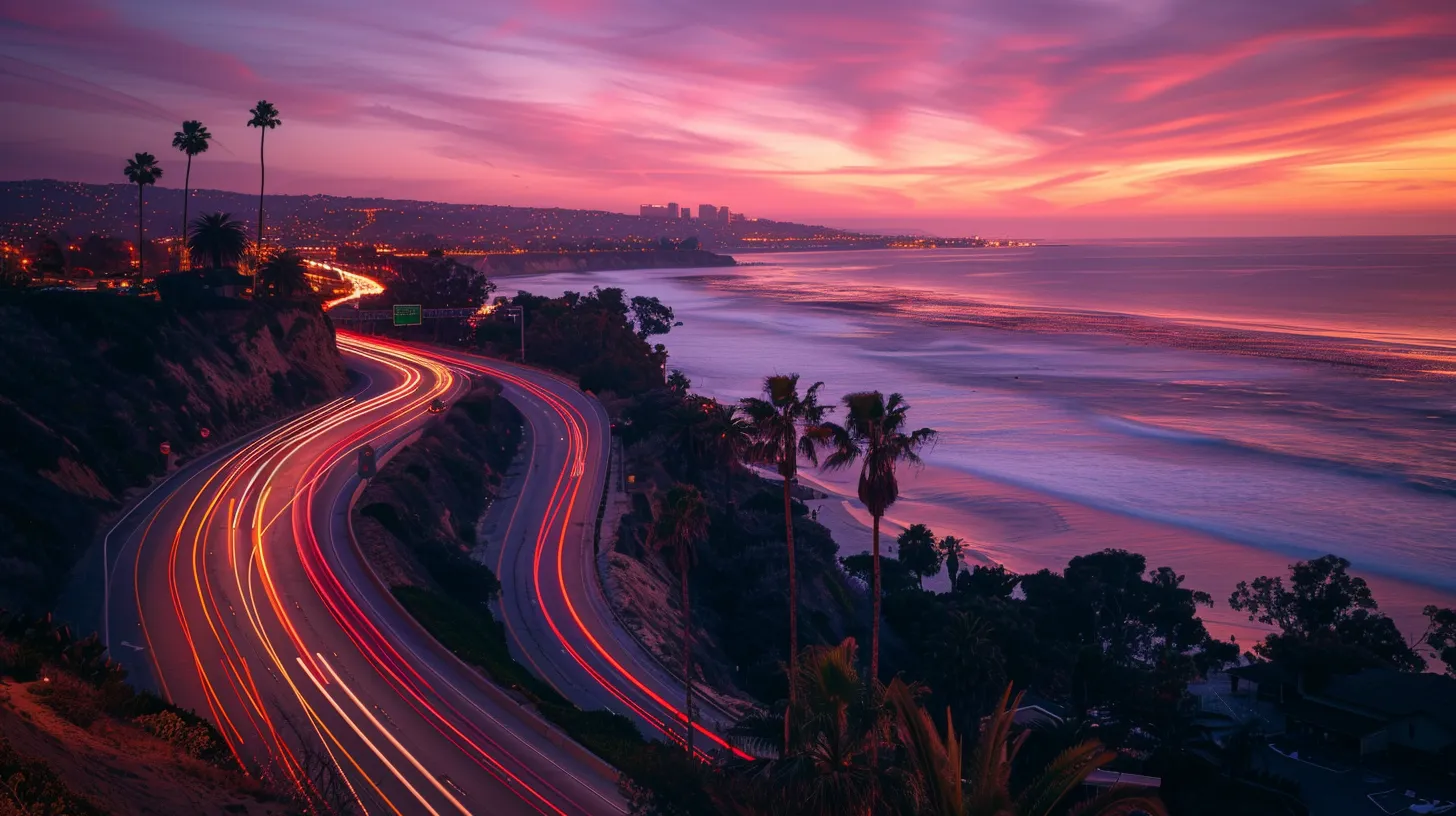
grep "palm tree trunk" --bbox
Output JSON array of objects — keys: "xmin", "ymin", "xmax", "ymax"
[
  {"xmin": 257, "ymin": 129, "xmax": 267, "ymax": 250},
  {"xmin": 136, "ymin": 184, "xmax": 145, "ymax": 283},
  {"xmin": 870, "ymin": 513, "xmax": 881, "ymax": 764},
  {"xmin": 871, "ymin": 514, "xmax": 881, "ymax": 686},
  {"xmin": 681, "ymin": 555, "xmax": 694, "ymax": 758},
  {"xmin": 782, "ymin": 472, "xmax": 798, "ymax": 755},
  {"xmin": 181, "ymin": 156, "xmax": 192, "ymax": 272}
]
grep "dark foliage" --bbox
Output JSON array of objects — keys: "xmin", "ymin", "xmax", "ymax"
[
  {"xmin": 476, "ymin": 287, "xmax": 666, "ymax": 395},
  {"xmin": 0, "ymin": 291, "xmax": 345, "ymax": 610}
]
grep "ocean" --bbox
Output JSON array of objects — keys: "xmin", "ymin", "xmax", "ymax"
[{"xmin": 499, "ymin": 236, "xmax": 1456, "ymax": 644}]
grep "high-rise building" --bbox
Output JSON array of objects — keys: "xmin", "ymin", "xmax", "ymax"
[
  {"xmin": 640, "ymin": 204, "xmax": 670, "ymax": 218},
  {"xmin": 680, "ymin": 206, "xmax": 692, "ymax": 219},
  {"xmin": 719, "ymin": 207, "xmax": 731, "ymax": 225},
  {"xmin": 698, "ymin": 204, "xmax": 717, "ymax": 222},
  {"xmin": 667, "ymin": 202, "xmax": 679, "ymax": 219}
]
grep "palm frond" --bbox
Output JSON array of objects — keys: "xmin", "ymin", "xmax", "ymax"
[
  {"xmin": 1066, "ymin": 785, "xmax": 1168, "ymax": 816},
  {"xmin": 1012, "ymin": 740, "xmax": 1116, "ymax": 816}
]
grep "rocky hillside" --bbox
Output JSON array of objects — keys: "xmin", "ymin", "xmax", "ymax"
[{"xmin": 0, "ymin": 290, "xmax": 348, "ymax": 610}]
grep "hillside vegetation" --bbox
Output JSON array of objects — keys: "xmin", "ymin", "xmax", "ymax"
[{"xmin": 0, "ymin": 290, "xmax": 348, "ymax": 609}]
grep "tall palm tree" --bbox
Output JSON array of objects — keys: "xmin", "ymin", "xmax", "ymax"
[
  {"xmin": 822, "ymin": 391, "xmax": 935, "ymax": 691},
  {"xmin": 171, "ymin": 120, "xmax": 211, "ymax": 271},
  {"xmin": 887, "ymin": 682, "xmax": 1166, "ymax": 816},
  {"xmin": 123, "ymin": 152, "xmax": 163, "ymax": 283},
  {"xmin": 256, "ymin": 250, "xmax": 311, "ymax": 300},
  {"xmin": 246, "ymin": 100, "xmax": 282, "ymax": 249},
  {"xmin": 188, "ymin": 213, "xmax": 250, "ymax": 270},
  {"xmin": 741, "ymin": 374, "xmax": 833, "ymax": 752},
  {"xmin": 651, "ymin": 483, "xmax": 710, "ymax": 757}
]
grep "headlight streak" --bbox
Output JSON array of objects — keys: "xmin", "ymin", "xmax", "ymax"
[
  {"xmin": 352, "ymin": 335, "xmax": 752, "ymax": 762},
  {"xmin": 126, "ymin": 332, "xmax": 610, "ymax": 816}
]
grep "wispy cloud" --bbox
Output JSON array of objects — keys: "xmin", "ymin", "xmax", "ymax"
[{"xmin": 0, "ymin": 0, "xmax": 1451, "ymax": 235}]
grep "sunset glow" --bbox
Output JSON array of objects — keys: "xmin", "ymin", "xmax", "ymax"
[{"xmin": 3, "ymin": 0, "xmax": 1454, "ymax": 235}]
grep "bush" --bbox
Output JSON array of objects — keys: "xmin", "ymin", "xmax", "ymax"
[
  {"xmin": 135, "ymin": 710, "xmax": 219, "ymax": 759},
  {"xmin": 30, "ymin": 672, "xmax": 103, "ymax": 727}
]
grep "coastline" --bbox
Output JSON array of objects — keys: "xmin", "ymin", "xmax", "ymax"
[{"xmin": 795, "ymin": 460, "xmax": 1456, "ymax": 649}]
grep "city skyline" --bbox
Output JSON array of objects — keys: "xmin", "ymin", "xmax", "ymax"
[{"xmin": 1, "ymin": 0, "xmax": 1453, "ymax": 238}]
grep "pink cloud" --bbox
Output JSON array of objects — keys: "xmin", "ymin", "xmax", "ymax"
[{"xmin": 0, "ymin": 0, "xmax": 1451, "ymax": 235}]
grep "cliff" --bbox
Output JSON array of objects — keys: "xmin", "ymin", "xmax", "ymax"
[
  {"xmin": 474, "ymin": 248, "xmax": 736, "ymax": 277},
  {"xmin": 0, "ymin": 291, "xmax": 348, "ymax": 610}
]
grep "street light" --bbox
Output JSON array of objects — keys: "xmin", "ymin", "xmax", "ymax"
[{"xmin": 503, "ymin": 304, "xmax": 525, "ymax": 363}]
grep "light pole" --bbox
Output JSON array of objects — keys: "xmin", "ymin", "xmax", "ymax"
[{"xmin": 504, "ymin": 304, "xmax": 525, "ymax": 363}]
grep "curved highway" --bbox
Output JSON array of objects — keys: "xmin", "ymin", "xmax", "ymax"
[
  {"xmin": 103, "ymin": 315, "xmax": 746, "ymax": 815},
  {"xmin": 361, "ymin": 339, "xmax": 749, "ymax": 761},
  {"xmin": 105, "ymin": 334, "xmax": 624, "ymax": 815}
]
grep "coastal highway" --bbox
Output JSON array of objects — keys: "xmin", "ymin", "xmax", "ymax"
[
  {"xmin": 104, "ymin": 334, "xmax": 625, "ymax": 816},
  {"xmin": 356, "ymin": 338, "xmax": 749, "ymax": 760}
]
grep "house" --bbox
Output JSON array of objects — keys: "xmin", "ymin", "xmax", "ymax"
[
  {"xmin": 1228, "ymin": 661, "xmax": 1297, "ymax": 704},
  {"xmin": 1284, "ymin": 668, "xmax": 1456, "ymax": 766}
]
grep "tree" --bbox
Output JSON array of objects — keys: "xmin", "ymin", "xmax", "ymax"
[
  {"xmin": 171, "ymin": 120, "xmax": 211, "ymax": 271},
  {"xmin": 924, "ymin": 612, "xmax": 1006, "ymax": 734},
  {"xmin": 667, "ymin": 370, "xmax": 692, "ymax": 393},
  {"xmin": 680, "ymin": 236, "xmax": 700, "ymax": 251},
  {"xmin": 741, "ymin": 374, "xmax": 833, "ymax": 753},
  {"xmin": 631, "ymin": 295, "xmax": 676, "ymax": 339},
  {"xmin": 1420, "ymin": 605, "xmax": 1456, "ymax": 676},
  {"xmin": 727, "ymin": 639, "xmax": 884, "ymax": 816},
  {"xmin": 255, "ymin": 250, "xmax": 312, "ymax": 300},
  {"xmin": 957, "ymin": 564, "xmax": 1021, "ymax": 599},
  {"xmin": 938, "ymin": 536, "xmax": 968, "ymax": 585},
  {"xmin": 246, "ymin": 100, "xmax": 282, "ymax": 249},
  {"xmin": 704, "ymin": 401, "xmax": 753, "ymax": 509},
  {"xmin": 188, "ymin": 213, "xmax": 249, "ymax": 270},
  {"xmin": 1229, "ymin": 554, "xmax": 1422, "ymax": 673},
  {"xmin": 886, "ymin": 682, "xmax": 1166, "ymax": 816},
  {"xmin": 896, "ymin": 524, "xmax": 941, "ymax": 588},
  {"xmin": 123, "ymin": 152, "xmax": 163, "ymax": 283},
  {"xmin": 650, "ymin": 484, "xmax": 710, "ymax": 757},
  {"xmin": 383, "ymin": 256, "xmax": 494, "ymax": 310},
  {"xmin": 34, "ymin": 236, "xmax": 66, "ymax": 278},
  {"xmin": 822, "ymin": 391, "xmax": 936, "ymax": 690}
]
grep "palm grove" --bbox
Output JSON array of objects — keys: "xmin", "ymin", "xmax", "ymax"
[{"xmin": 120, "ymin": 101, "xmax": 309, "ymax": 299}]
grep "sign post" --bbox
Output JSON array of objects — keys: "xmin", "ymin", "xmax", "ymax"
[
  {"xmin": 358, "ymin": 444, "xmax": 377, "ymax": 479},
  {"xmin": 392, "ymin": 304, "xmax": 423, "ymax": 327}
]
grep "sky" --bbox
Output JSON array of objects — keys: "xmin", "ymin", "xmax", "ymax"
[{"xmin": 1, "ymin": 0, "xmax": 1454, "ymax": 238}]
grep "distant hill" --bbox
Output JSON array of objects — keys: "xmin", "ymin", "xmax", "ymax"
[{"xmin": 0, "ymin": 179, "xmax": 886, "ymax": 252}]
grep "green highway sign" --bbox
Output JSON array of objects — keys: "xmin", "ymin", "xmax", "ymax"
[{"xmin": 392, "ymin": 304, "xmax": 423, "ymax": 326}]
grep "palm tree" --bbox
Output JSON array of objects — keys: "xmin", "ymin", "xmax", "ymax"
[
  {"xmin": 728, "ymin": 638, "xmax": 884, "ymax": 816},
  {"xmin": 887, "ymin": 682, "xmax": 1167, "ymax": 816},
  {"xmin": 123, "ymin": 152, "xmax": 163, "ymax": 283},
  {"xmin": 705, "ymin": 401, "xmax": 753, "ymax": 509},
  {"xmin": 651, "ymin": 483, "xmax": 710, "ymax": 756},
  {"xmin": 255, "ymin": 250, "xmax": 311, "ymax": 300},
  {"xmin": 171, "ymin": 120, "xmax": 211, "ymax": 270},
  {"xmin": 822, "ymin": 391, "xmax": 935, "ymax": 691},
  {"xmin": 246, "ymin": 100, "xmax": 282, "ymax": 249},
  {"xmin": 939, "ymin": 535, "xmax": 968, "ymax": 586},
  {"xmin": 188, "ymin": 213, "xmax": 250, "ymax": 270},
  {"xmin": 741, "ymin": 374, "xmax": 833, "ymax": 752}
]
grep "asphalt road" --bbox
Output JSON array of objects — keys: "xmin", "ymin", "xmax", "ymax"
[
  {"xmin": 105, "ymin": 333, "xmax": 626, "ymax": 816},
  {"xmin": 379, "ymin": 341, "xmax": 747, "ymax": 760}
]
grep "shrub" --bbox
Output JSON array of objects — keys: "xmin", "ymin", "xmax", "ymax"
[{"xmin": 135, "ymin": 710, "xmax": 219, "ymax": 759}]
